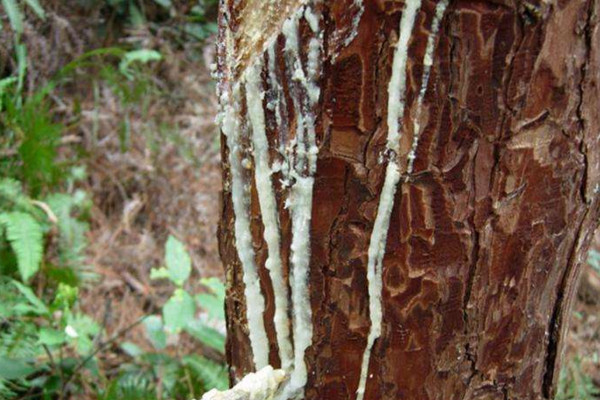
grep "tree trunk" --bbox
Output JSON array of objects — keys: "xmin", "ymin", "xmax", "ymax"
[{"xmin": 216, "ymin": 0, "xmax": 600, "ymax": 399}]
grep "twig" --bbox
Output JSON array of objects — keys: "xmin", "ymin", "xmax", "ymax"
[
  {"xmin": 42, "ymin": 344, "xmax": 65, "ymax": 400},
  {"xmin": 31, "ymin": 200, "xmax": 59, "ymax": 224},
  {"xmin": 59, "ymin": 315, "xmax": 148, "ymax": 397}
]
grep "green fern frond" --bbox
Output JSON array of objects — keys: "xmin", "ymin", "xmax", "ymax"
[
  {"xmin": 183, "ymin": 355, "xmax": 228, "ymax": 392},
  {"xmin": 0, "ymin": 178, "xmax": 22, "ymax": 199},
  {"xmin": 0, "ymin": 279, "xmax": 39, "ymax": 400},
  {"xmin": 1, "ymin": 0, "xmax": 24, "ymax": 36},
  {"xmin": 15, "ymin": 100, "xmax": 62, "ymax": 196},
  {"xmin": 45, "ymin": 192, "xmax": 93, "ymax": 280},
  {"xmin": 0, "ymin": 212, "xmax": 43, "ymax": 282},
  {"xmin": 22, "ymin": 0, "xmax": 45, "ymax": 19},
  {"xmin": 0, "ymin": 178, "xmax": 35, "ymax": 215}
]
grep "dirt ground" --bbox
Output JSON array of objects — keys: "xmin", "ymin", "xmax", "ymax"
[{"xmin": 78, "ymin": 40, "xmax": 224, "ymax": 364}]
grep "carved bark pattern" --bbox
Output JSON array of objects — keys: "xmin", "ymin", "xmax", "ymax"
[{"xmin": 217, "ymin": 0, "xmax": 600, "ymax": 399}]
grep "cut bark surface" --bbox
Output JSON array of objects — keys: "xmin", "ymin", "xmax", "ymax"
[{"xmin": 217, "ymin": 0, "xmax": 600, "ymax": 399}]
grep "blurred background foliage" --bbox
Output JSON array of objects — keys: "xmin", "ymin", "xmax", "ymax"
[
  {"xmin": 0, "ymin": 0, "xmax": 224, "ymax": 399},
  {"xmin": 0, "ymin": 0, "xmax": 599, "ymax": 399}
]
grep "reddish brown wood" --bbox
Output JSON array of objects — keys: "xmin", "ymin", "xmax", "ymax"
[{"xmin": 217, "ymin": 0, "xmax": 600, "ymax": 399}]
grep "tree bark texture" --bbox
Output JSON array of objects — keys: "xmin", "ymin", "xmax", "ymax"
[{"xmin": 217, "ymin": 0, "xmax": 600, "ymax": 399}]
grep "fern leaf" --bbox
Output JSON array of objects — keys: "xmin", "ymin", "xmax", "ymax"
[
  {"xmin": 0, "ymin": 178, "xmax": 24, "ymax": 206},
  {"xmin": 45, "ymin": 192, "xmax": 92, "ymax": 279},
  {"xmin": 22, "ymin": 0, "xmax": 45, "ymax": 19},
  {"xmin": 1, "ymin": 0, "xmax": 23, "ymax": 35},
  {"xmin": 182, "ymin": 355, "xmax": 228, "ymax": 392},
  {"xmin": 0, "ymin": 178, "xmax": 40, "ymax": 217},
  {"xmin": 0, "ymin": 212, "xmax": 43, "ymax": 281}
]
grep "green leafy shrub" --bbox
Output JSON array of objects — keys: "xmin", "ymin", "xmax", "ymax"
[
  {"xmin": 0, "ymin": 277, "xmax": 101, "ymax": 400},
  {"xmin": 109, "ymin": 235, "xmax": 228, "ymax": 399}
]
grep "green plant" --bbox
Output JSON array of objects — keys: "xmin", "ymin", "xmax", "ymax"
[
  {"xmin": 102, "ymin": 236, "xmax": 227, "ymax": 399},
  {"xmin": 97, "ymin": 0, "xmax": 218, "ymax": 43},
  {"xmin": 0, "ymin": 3, "xmax": 223, "ymax": 397},
  {"xmin": 556, "ymin": 356, "xmax": 600, "ymax": 400},
  {"xmin": 0, "ymin": 31, "xmax": 99, "ymax": 397},
  {"xmin": 1, "ymin": 0, "xmax": 45, "ymax": 101},
  {"xmin": 0, "ymin": 175, "xmax": 92, "ymax": 283},
  {"xmin": 587, "ymin": 250, "xmax": 600, "ymax": 275},
  {"xmin": 57, "ymin": 46, "xmax": 164, "ymax": 151},
  {"xmin": 0, "ymin": 277, "xmax": 102, "ymax": 400}
]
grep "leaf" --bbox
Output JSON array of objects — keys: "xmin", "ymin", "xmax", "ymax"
[
  {"xmin": 128, "ymin": 2, "xmax": 145, "ymax": 27},
  {"xmin": 0, "ymin": 212, "xmax": 44, "ymax": 282},
  {"xmin": 152, "ymin": 0, "xmax": 172, "ymax": 9},
  {"xmin": 164, "ymin": 235, "xmax": 191, "ymax": 285},
  {"xmin": 0, "ymin": 177, "xmax": 23, "ymax": 200},
  {"xmin": 38, "ymin": 328, "xmax": 66, "ymax": 346},
  {"xmin": 197, "ymin": 277, "xmax": 225, "ymax": 320},
  {"xmin": 195, "ymin": 293, "xmax": 224, "ymax": 321},
  {"xmin": 119, "ymin": 49, "xmax": 162, "ymax": 80},
  {"xmin": 45, "ymin": 193, "xmax": 91, "ymax": 278},
  {"xmin": 200, "ymin": 277, "xmax": 226, "ymax": 299},
  {"xmin": 149, "ymin": 267, "xmax": 170, "ymax": 281},
  {"xmin": 46, "ymin": 265, "xmax": 79, "ymax": 287},
  {"xmin": 16, "ymin": 42, "xmax": 27, "ymax": 95},
  {"xmin": 1, "ymin": 0, "xmax": 23, "ymax": 35},
  {"xmin": 182, "ymin": 355, "xmax": 228, "ymax": 391},
  {"xmin": 185, "ymin": 320, "xmax": 225, "ymax": 354},
  {"xmin": 52, "ymin": 283, "xmax": 79, "ymax": 310},
  {"xmin": 143, "ymin": 315, "xmax": 167, "ymax": 350},
  {"xmin": 0, "ymin": 357, "xmax": 35, "ymax": 380},
  {"xmin": 0, "ymin": 77, "xmax": 17, "ymax": 102},
  {"xmin": 12, "ymin": 280, "xmax": 48, "ymax": 315},
  {"xmin": 0, "ymin": 178, "xmax": 36, "ymax": 214},
  {"xmin": 17, "ymin": 98, "xmax": 63, "ymax": 195},
  {"xmin": 120, "ymin": 342, "xmax": 144, "ymax": 358},
  {"xmin": 23, "ymin": 0, "xmax": 45, "ymax": 19},
  {"xmin": 66, "ymin": 313, "xmax": 101, "ymax": 355},
  {"xmin": 163, "ymin": 289, "xmax": 195, "ymax": 332}
]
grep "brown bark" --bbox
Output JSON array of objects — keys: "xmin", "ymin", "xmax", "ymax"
[{"xmin": 217, "ymin": 0, "xmax": 600, "ymax": 399}]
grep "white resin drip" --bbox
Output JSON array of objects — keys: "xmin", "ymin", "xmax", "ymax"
[
  {"xmin": 406, "ymin": 0, "xmax": 448, "ymax": 174},
  {"xmin": 304, "ymin": 30, "xmax": 322, "ymax": 175},
  {"xmin": 278, "ymin": 4, "xmax": 323, "ymax": 398},
  {"xmin": 267, "ymin": 44, "xmax": 285, "ymax": 147},
  {"xmin": 245, "ymin": 59, "xmax": 295, "ymax": 370},
  {"xmin": 221, "ymin": 82, "xmax": 271, "ymax": 370},
  {"xmin": 345, "ymin": 0, "xmax": 365, "ymax": 47},
  {"xmin": 285, "ymin": 175, "xmax": 315, "ymax": 398},
  {"xmin": 283, "ymin": 11, "xmax": 308, "ymax": 175},
  {"xmin": 356, "ymin": 1, "xmax": 422, "ymax": 399},
  {"xmin": 304, "ymin": 6, "xmax": 320, "ymax": 33},
  {"xmin": 385, "ymin": 0, "xmax": 421, "ymax": 153}
]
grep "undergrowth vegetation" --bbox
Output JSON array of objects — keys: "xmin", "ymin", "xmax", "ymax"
[{"xmin": 1, "ymin": 0, "xmax": 224, "ymax": 399}]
